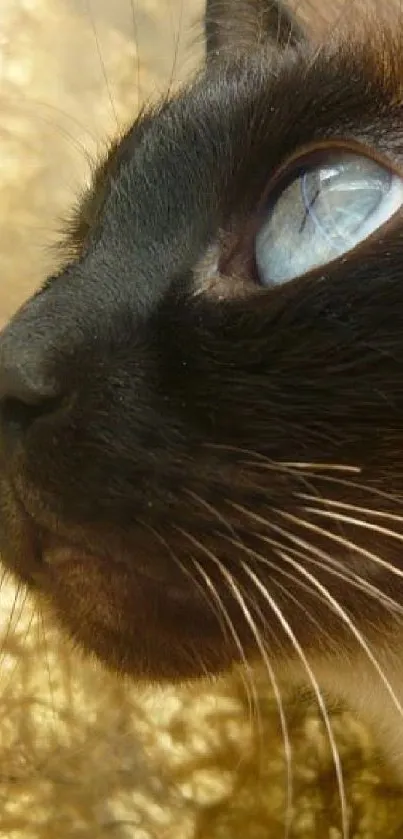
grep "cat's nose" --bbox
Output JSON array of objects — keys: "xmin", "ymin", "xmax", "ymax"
[
  {"xmin": 0, "ymin": 315, "xmax": 60, "ymax": 415},
  {"xmin": 0, "ymin": 344, "xmax": 56, "ymax": 406}
]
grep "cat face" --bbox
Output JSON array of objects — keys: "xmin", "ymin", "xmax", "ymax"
[{"xmin": 1, "ymin": 0, "xmax": 403, "ymax": 681}]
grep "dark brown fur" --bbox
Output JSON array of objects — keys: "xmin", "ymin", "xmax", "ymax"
[{"xmin": 2, "ymin": 3, "xmax": 403, "ymax": 775}]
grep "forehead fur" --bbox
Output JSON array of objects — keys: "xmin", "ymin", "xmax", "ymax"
[{"xmin": 61, "ymin": 7, "xmax": 403, "ymax": 267}]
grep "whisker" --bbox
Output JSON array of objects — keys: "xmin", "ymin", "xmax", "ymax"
[
  {"xmin": 84, "ymin": 0, "xmax": 119, "ymax": 129},
  {"xmin": 229, "ymin": 500, "xmax": 403, "ymax": 585},
  {"xmin": 298, "ymin": 550, "xmax": 403, "ymax": 623},
  {"xmin": 302, "ymin": 505, "xmax": 403, "ymax": 545},
  {"xmin": 268, "ymin": 571, "xmax": 339, "ymax": 649},
  {"xmin": 279, "ymin": 462, "xmax": 360, "ymax": 474},
  {"xmin": 240, "ymin": 561, "xmax": 349, "ymax": 839},
  {"xmin": 289, "ymin": 472, "xmax": 403, "ymax": 506},
  {"xmin": 217, "ymin": 529, "xmax": 336, "ymax": 642},
  {"xmin": 220, "ymin": 525, "xmax": 403, "ymax": 633},
  {"xmin": 273, "ymin": 547, "xmax": 403, "ymax": 723},
  {"xmin": 275, "ymin": 508, "xmax": 403, "ymax": 583},
  {"xmin": 234, "ymin": 456, "xmax": 403, "ymax": 508},
  {"xmin": 215, "ymin": 568, "xmax": 294, "ymax": 839},
  {"xmin": 244, "ymin": 501, "xmax": 403, "ymax": 617},
  {"xmin": 127, "ymin": 0, "xmax": 142, "ymax": 110},
  {"xmin": 184, "ymin": 488, "xmax": 240, "ymax": 540},
  {"xmin": 175, "ymin": 526, "xmax": 294, "ymax": 839},
  {"xmin": 178, "ymin": 496, "xmax": 268, "ymax": 736},
  {"xmin": 191, "ymin": 556, "xmax": 264, "ymax": 761},
  {"xmin": 0, "ymin": 586, "xmax": 31, "ymax": 697},
  {"xmin": 3, "ymin": 95, "xmax": 100, "ymax": 151},
  {"xmin": 39, "ymin": 608, "xmax": 57, "ymax": 730},
  {"xmin": 203, "ymin": 442, "xmax": 360, "ymax": 474},
  {"xmin": 138, "ymin": 518, "xmax": 230, "ymax": 646},
  {"xmin": 0, "ymin": 581, "xmax": 23, "ymax": 666},
  {"xmin": 139, "ymin": 517, "xmax": 260, "ymax": 727},
  {"xmin": 296, "ymin": 493, "xmax": 403, "ymax": 524},
  {"xmin": 235, "ymin": 508, "xmax": 403, "ymax": 621},
  {"xmin": 302, "ymin": 0, "xmax": 364, "ymax": 76},
  {"xmin": 166, "ymin": 0, "xmax": 185, "ymax": 98}
]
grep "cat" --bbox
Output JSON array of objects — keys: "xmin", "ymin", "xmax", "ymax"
[{"xmin": 1, "ymin": 0, "xmax": 403, "ymax": 802}]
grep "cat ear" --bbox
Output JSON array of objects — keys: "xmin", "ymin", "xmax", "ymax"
[{"xmin": 205, "ymin": 0, "xmax": 305, "ymax": 60}]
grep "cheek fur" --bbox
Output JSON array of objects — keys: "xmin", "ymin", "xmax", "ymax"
[{"xmin": 1, "ymin": 4, "xmax": 403, "ymax": 747}]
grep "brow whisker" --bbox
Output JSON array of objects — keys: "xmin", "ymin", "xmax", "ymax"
[
  {"xmin": 127, "ymin": 0, "xmax": 142, "ymax": 111},
  {"xmin": 84, "ymin": 0, "xmax": 119, "ymax": 130}
]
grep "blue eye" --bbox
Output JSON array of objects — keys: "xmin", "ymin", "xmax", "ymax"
[{"xmin": 255, "ymin": 150, "xmax": 403, "ymax": 286}]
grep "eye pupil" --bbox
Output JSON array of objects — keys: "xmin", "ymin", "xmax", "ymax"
[{"xmin": 255, "ymin": 150, "xmax": 403, "ymax": 287}]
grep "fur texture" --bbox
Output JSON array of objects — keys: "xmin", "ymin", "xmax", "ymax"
[{"xmin": 2, "ymin": 1, "xmax": 403, "ymax": 836}]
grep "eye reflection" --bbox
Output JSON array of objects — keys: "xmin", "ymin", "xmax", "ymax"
[{"xmin": 255, "ymin": 150, "xmax": 403, "ymax": 286}]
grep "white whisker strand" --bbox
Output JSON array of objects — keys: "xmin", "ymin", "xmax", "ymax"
[
  {"xmin": 275, "ymin": 508, "xmax": 403, "ymax": 583},
  {"xmin": 215, "ymin": 567, "xmax": 294, "ymax": 839},
  {"xmin": 229, "ymin": 500, "xmax": 403, "ymax": 587},
  {"xmin": 190, "ymin": 556, "xmax": 264, "ymax": 760},
  {"xmin": 302, "ymin": 505, "xmax": 403, "ymax": 545},
  {"xmin": 139, "ymin": 518, "xmax": 261, "ymax": 733},
  {"xmin": 301, "ymin": 553, "xmax": 403, "ymax": 623},
  {"xmin": 175, "ymin": 526, "xmax": 294, "ymax": 839},
  {"xmin": 139, "ymin": 518, "xmax": 230, "ymax": 640},
  {"xmin": 184, "ymin": 488, "xmax": 241, "ymax": 540},
  {"xmin": 227, "ymin": 513, "xmax": 403, "ymax": 622},
  {"xmin": 279, "ymin": 462, "xmax": 360, "ymax": 473},
  {"xmin": 296, "ymin": 493, "xmax": 403, "ymax": 524},
  {"xmin": 274, "ymin": 546, "xmax": 403, "ymax": 722},
  {"xmin": 302, "ymin": 0, "xmax": 363, "ymax": 77},
  {"xmin": 269, "ymin": 573, "xmax": 339, "ymax": 649},
  {"xmin": 292, "ymin": 472, "xmax": 403, "ymax": 507},
  {"xmin": 218, "ymin": 531, "xmax": 340, "ymax": 648},
  {"xmin": 240, "ymin": 460, "xmax": 403, "ymax": 508},
  {"xmin": 138, "ymin": 519, "xmax": 239, "ymax": 658},
  {"xmin": 236, "ymin": 500, "xmax": 403, "ymax": 621},
  {"xmin": 182, "ymin": 493, "xmax": 282, "ymax": 745},
  {"xmin": 203, "ymin": 442, "xmax": 360, "ymax": 475},
  {"xmin": 240, "ymin": 561, "xmax": 349, "ymax": 839},
  {"xmin": 279, "ymin": 538, "xmax": 403, "ymax": 622}
]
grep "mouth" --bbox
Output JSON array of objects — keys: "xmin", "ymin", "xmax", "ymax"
[
  {"xmin": 1, "ymin": 476, "xmax": 207, "ymax": 613},
  {"xmin": 4, "ymin": 506, "xmax": 237, "ymax": 681}
]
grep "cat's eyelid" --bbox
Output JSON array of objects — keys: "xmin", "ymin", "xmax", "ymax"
[{"xmin": 257, "ymin": 138, "xmax": 403, "ymax": 215}]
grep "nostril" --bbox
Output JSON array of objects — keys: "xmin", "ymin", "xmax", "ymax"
[
  {"xmin": 0, "ymin": 395, "xmax": 61, "ymax": 438},
  {"xmin": 0, "ymin": 318, "xmax": 62, "ymax": 439},
  {"xmin": 0, "ymin": 357, "xmax": 59, "ymax": 406},
  {"xmin": 0, "ymin": 320, "xmax": 61, "ymax": 408}
]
